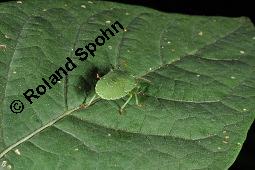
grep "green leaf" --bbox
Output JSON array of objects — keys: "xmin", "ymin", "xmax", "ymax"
[{"xmin": 0, "ymin": 0, "xmax": 255, "ymax": 169}]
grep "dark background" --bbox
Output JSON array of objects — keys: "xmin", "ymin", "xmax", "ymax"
[
  {"xmin": 2, "ymin": 0, "xmax": 255, "ymax": 169},
  {"xmin": 106, "ymin": 0, "xmax": 255, "ymax": 169},
  {"xmin": 108, "ymin": 0, "xmax": 255, "ymax": 25}
]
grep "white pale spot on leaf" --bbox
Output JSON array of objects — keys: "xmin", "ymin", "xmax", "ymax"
[
  {"xmin": 105, "ymin": 20, "xmax": 111, "ymax": 24},
  {"xmin": 81, "ymin": 5, "xmax": 86, "ymax": 8},
  {"xmin": 198, "ymin": 31, "xmax": 203, "ymax": 36},
  {"xmin": 14, "ymin": 148, "xmax": 21, "ymax": 155},
  {"xmin": 16, "ymin": 1, "xmax": 22, "ymax": 4},
  {"xmin": 240, "ymin": 50, "xmax": 245, "ymax": 54}
]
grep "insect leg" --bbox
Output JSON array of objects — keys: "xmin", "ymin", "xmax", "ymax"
[
  {"xmin": 120, "ymin": 94, "xmax": 133, "ymax": 113},
  {"xmin": 135, "ymin": 93, "xmax": 139, "ymax": 105}
]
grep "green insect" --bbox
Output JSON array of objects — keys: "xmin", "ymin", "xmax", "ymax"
[{"xmin": 88, "ymin": 69, "xmax": 148, "ymax": 113}]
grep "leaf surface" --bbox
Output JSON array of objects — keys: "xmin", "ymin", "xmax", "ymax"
[{"xmin": 0, "ymin": 0, "xmax": 255, "ymax": 169}]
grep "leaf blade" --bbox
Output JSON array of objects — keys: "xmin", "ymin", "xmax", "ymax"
[{"xmin": 0, "ymin": 0, "xmax": 254, "ymax": 169}]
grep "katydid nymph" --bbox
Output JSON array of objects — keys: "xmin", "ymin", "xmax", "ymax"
[{"xmin": 89, "ymin": 69, "xmax": 150, "ymax": 113}]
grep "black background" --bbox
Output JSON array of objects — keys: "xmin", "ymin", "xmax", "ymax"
[
  {"xmin": 106, "ymin": 0, "xmax": 255, "ymax": 169},
  {"xmin": 2, "ymin": 0, "xmax": 255, "ymax": 169}
]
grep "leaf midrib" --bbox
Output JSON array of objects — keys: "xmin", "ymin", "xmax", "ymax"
[{"xmin": 0, "ymin": 106, "xmax": 80, "ymax": 158}]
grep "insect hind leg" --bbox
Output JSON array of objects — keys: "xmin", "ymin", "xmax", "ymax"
[{"xmin": 119, "ymin": 94, "xmax": 133, "ymax": 114}]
